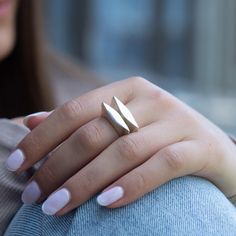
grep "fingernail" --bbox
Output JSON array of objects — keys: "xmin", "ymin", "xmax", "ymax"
[
  {"xmin": 22, "ymin": 181, "xmax": 41, "ymax": 204},
  {"xmin": 42, "ymin": 188, "xmax": 71, "ymax": 215},
  {"xmin": 23, "ymin": 112, "xmax": 49, "ymax": 126},
  {"xmin": 5, "ymin": 149, "xmax": 25, "ymax": 171},
  {"xmin": 97, "ymin": 186, "xmax": 124, "ymax": 206}
]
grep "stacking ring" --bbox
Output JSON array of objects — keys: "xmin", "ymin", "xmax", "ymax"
[{"xmin": 102, "ymin": 96, "xmax": 139, "ymax": 136}]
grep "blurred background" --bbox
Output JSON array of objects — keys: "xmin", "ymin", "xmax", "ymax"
[{"xmin": 42, "ymin": 0, "xmax": 236, "ymax": 134}]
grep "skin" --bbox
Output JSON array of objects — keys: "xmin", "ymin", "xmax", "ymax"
[
  {"xmin": 0, "ymin": 0, "xmax": 18, "ymax": 61},
  {"xmin": 1, "ymin": 0, "xmax": 236, "ymax": 216}
]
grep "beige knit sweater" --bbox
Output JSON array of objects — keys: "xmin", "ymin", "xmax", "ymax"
[{"xmin": 0, "ymin": 119, "xmax": 30, "ymax": 234}]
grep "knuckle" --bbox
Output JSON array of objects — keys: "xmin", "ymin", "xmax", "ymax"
[
  {"xmin": 116, "ymin": 137, "xmax": 139, "ymax": 162},
  {"xmin": 147, "ymin": 88, "xmax": 164, "ymax": 103},
  {"xmin": 78, "ymin": 171, "xmax": 97, "ymax": 196},
  {"xmin": 122, "ymin": 76, "xmax": 149, "ymax": 100},
  {"xmin": 143, "ymin": 84, "xmax": 178, "ymax": 112},
  {"xmin": 161, "ymin": 147, "xmax": 185, "ymax": 172},
  {"xmin": 128, "ymin": 76, "xmax": 152, "ymax": 90},
  {"xmin": 19, "ymin": 134, "xmax": 41, "ymax": 157},
  {"xmin": 59, "ymin": 99, "xmax": 84, "ymax": 121},
  {"xmin": 131, "ymin": 171, "xmax": 148, "ymax": 192},
  {"xmin": 129, "ymin": 76, "xmax": 147, "ymax": 85},
  {"xmin": 157, "ymin": 92, "xmax": 177, "ymax": 111},
  {"xmin": 76, "ymin": 123, "xmax": 102, "ymax": 149},
  {"xmin": 124, "ymin": 76, "xmax": 157, "ymax": 99},
  {"xmin": 36, "ymin": 165, "xmax": 58, "ymax": 192}
]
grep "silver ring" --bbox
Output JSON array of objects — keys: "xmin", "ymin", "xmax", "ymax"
[{"xmin": 102, "ymin": 96, "xmax": 139, "ymax": 136}]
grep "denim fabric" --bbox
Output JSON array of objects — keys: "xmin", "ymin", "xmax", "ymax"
[{"xmin": 5, "ymin": 176, "xmax": 236, "ymax": 236}]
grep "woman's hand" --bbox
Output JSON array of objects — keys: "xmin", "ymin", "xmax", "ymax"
[{"xmin": 5, "ymin": 77, "xmax": 236, "ymax": 216}]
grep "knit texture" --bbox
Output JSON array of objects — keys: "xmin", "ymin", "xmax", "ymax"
[{"xmin": 0, "ymin": 119, "xmax": 30, "ymax": 235}]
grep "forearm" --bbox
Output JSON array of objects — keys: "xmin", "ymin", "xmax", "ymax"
[{"xmin": 0, "ymin": 119, "xmax": 29, "ymax": 234}]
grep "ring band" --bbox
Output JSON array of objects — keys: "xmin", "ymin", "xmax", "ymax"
[{"xmin": 102, "ymin": 96, "xmax": 139, "ymax": 136}]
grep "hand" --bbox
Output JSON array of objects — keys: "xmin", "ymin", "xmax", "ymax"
[
  {"xmin": 5, "ymin": 77, "xmax": 236, "ymax": 216},
  {"xmin": 11, "ymin": 113, "xmax": 50, "ymax": 126}
]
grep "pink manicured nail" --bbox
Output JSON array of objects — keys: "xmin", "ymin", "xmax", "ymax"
[
  {"xmin": 5, "ymin": 149, "xmax": 25, "ymax": 171},
  {"xmin": 97, "ymin": 186, "xmax": 124, "ymax": 206},
  {"xmin": 22, "ymin": 181, "xmax": 41, "ymax": 204},
  {"xmin": 42, "ymin": 188, "xmax": 71, "ymax": 215},
  {"xmin": 23, "ymin": 112, "xmax": 49, "ymax": 126}
]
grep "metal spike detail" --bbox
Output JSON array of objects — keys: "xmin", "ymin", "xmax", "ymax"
[
  {"xmin": 112, "ymin": 96, "xmax": 139, "ymax": 132},
  {"xmin": 102, "ymin": 102, "xmax": 130, "ymax": 136}
]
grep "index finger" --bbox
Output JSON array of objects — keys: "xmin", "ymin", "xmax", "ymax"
[{"xmin": 6, "ymin": 77, "xmax": 147, "ymax": 173}]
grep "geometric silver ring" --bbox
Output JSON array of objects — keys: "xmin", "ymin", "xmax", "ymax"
[{"xmin": 102, "ymin": 96, "xmax": 139, "ymax": 136}]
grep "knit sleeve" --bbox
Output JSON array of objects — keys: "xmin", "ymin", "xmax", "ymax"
[{"xmin": 0, "ymin": 119, "xmax": 30, "ymax": 234}]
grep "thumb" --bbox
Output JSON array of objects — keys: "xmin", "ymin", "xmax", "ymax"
[{"xmin": 23, "ymin": 112, "xmax": 51, "ymax": 130}]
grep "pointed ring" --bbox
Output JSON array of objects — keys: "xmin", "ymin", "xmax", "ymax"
[
  {"xmin": 101, "ymin": 97, "xmax": 139, "ymax": 136},
  {"xmin": 112, "ymin": 96, "xmax": 139, "ymax": 132}
]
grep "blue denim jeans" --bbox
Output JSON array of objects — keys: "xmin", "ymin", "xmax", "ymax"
[{"xmin": 5, "ymin": 176, "xmax": 236, "ymax": 236}]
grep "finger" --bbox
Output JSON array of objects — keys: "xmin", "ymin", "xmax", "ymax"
[
  {"xmin": 41, "ymin": 121, "xmax": 185, "ymax": 216},
  {"xmin": 23, "ymin": 112, "xmax": 51, "ymax": 130},
  {"xmin": 98, "ymin": 140, "xmax": 205, "ymax": 208},
  {"xmin": 10, "ymin": 78, "xmax": 150, "ymax": 173},
  {"xmin": 21, "ymin": 98, "xmax": 159, "ymax": 203}
]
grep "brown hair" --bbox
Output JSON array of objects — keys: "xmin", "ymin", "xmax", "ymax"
[
  {"xmin": 0, "ymin": 0, "xmax": 103, "ymax": 119},
  {"xmin": 0, "ymin": 0, "xmax": 53, "ymax": 118}
]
